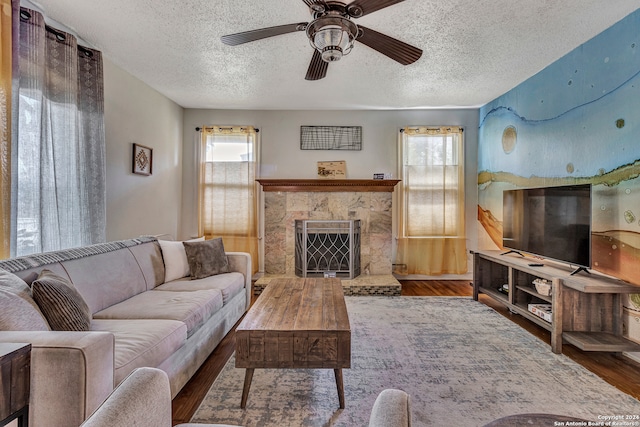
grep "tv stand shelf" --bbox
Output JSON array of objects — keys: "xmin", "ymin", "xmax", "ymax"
[
  {"xmin": 472, "ymin": 250, "xmax": 640, "ymax": 354},
  {"xmin": 515, "ymin": 285, "xmax": 552, "ymax": 303}
]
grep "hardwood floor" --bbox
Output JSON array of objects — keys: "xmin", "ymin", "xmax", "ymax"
[{"xmin": 171, "ymin": 280, "xmax": 640, "ymax": 425}]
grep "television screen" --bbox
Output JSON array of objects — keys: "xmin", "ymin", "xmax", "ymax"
[{"xmin": 502, "ymin": 184, "xmax": 592, "ymax": 269}]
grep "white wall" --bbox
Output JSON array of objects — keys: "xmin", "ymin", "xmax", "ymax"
[
  {"xmin": 103, "ymin": 58, "xmax": 184, "ymax": 241},
  {"xmin": 182, "ymin": 109, "xmax": 479, "ymax": 275},
  {"xmin": 19, "ymin": 1, "xmax": 185, "ymax": 242}
]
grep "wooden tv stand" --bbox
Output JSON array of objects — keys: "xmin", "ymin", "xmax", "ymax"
[{"xmin": 472, "ymin": 250, "xmax": 640, "ymax": 354}]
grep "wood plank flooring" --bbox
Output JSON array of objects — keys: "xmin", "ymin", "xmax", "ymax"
[{"xmin": 171, "ymin": 280, "xmax": 640, "ymax": 425}]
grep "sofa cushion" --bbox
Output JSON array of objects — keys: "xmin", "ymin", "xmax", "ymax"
[
  {"xmin": 32, "ymin": 270, "xmax": 92, "ymax": 331},
  {"xmin": 183, "ymin": 238, "xmax": 230, "ymax": 280},
  {"xmin": 0, "ymin": 269, "xmax": 50, "ymax": 331},
  {"xmin": 62, "ymin": 247, "xmax": 149, "ymax": 314},
  {"xmin": 155, "ymin": 272, "xmax": 245, "ymax": 305},
  {"xmin": 91, "ymin": 319, "xmax": 187, "ymax": 385},
  {"xmin": 128, "ymin": 241, "xmax": 165, "ymax": 289},
  {"xmin": 93, "ymin": 289, "xmax": 223, "ymax": 337},
  {"xmin": 158, "ymin": 237, "xmax": 204, "ymax": 282}
]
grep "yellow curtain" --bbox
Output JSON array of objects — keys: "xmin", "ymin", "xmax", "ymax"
[
  {"xmin": 396, "ymin": 238, "xmax": 467, "ymax": 275},
  {"xmin": 0, "ymin": 0, "xmax": 12, "ymax": 259},
  {"xmin": 198, "ymin": 126, "xmax": 259, "ymax": 273},
  {"xmin": 396, "ymin": 126, "xmax": 467, "ymax": 275}
]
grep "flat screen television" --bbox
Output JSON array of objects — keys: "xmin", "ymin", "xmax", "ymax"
[{"xmin": 502, "ymin": 184, "xmax": 592, "ymax": 274}]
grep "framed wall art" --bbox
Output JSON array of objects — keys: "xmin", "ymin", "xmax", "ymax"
[
  {"xmin": 301, "ymin": 126, "xmax": 362, "ymax": 150},
  {"xmin": 132, "ymin": 143, "xmax": 153, "ymax": 176}
]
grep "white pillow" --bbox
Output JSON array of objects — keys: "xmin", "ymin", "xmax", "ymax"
[{"xmin": 158, "ymin": 237, "xmax": 205, "ymax": 282}]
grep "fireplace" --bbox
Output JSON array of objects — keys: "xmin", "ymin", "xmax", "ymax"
[
  {"xmin": 258, "ymin": 179, "xmax": 399, "ymax": 277},
  {"xmin": 295, "ymin": 220, "xmax": 361, "ymax": 279}
]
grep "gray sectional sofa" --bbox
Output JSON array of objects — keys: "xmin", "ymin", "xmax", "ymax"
[{"xmin": 0, "ymin": 236, "xmax": 251, "ymax": 427}]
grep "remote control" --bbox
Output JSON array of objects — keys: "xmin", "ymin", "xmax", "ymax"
[{"xmin": 528, "ymin": 263, "xmax": 544, "ymax": 267}]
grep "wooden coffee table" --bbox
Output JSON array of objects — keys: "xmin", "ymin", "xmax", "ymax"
[{"xmin": 235, "ymin": 277, "xmax": 351, "ymax": 409}]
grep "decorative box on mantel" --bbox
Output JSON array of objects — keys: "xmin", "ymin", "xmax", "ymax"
[{"xmin": 257, "ymin": 179, "xmax": 400, "ymax": 278}]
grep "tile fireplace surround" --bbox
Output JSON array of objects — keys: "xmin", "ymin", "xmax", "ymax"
[{"xmin": 259, "ymin": 179, "xmax": 400, "ymax": 278}]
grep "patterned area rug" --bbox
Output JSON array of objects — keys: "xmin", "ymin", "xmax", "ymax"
[{"xmin": 191, "ymin": 297, "xmax": 640, "ymax": 426}]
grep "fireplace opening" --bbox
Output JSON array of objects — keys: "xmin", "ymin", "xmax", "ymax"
[{"xmin": 295, "ymin": 220, "xmax": 361, "ymax": 279}]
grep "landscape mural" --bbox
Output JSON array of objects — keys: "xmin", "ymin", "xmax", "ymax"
[{"xmin": 477, "ymin": 9, "xmax": 640, "ymax": 345}]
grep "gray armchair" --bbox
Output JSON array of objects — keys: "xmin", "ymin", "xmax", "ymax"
[
  {"xmin": 369, "ymin": 388, "xmax": 411, "ymax": 427},
  {"xmin": 80, "ymin": 367, "xmax": 239, "ymax": 427},
  {"xmin": 80, "ymin": 367, "xmax": 411, "ymax": 427}
]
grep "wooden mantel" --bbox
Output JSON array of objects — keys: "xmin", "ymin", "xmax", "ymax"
[{"xmin": 256, "ymin": 179, "xmax": 400, "ymax": 192}]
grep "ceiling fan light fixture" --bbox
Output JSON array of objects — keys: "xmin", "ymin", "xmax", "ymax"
[
  {"xmin": 315, "ymin": 25, "xmax": 350, "ymax": 61},
  {"xmin": 307, "ymin": 16, "xmax": 358, "ymax": 63}
]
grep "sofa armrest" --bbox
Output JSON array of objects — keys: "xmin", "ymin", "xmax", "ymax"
[
  {"xmin": 0, "ymin": 331, "xmax": 115, "ymax": 427},
  {"xmin": 226, "ymin": 252, "xmax": 252, "ymax": 310}
]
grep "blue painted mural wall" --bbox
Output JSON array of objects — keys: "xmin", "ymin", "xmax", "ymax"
[{"xmin": 477, "ymin": 9, "xmax": 640, "ymax": 342}]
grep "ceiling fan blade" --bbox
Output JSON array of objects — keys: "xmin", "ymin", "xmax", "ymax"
[
  {"xmin": 221, "ymin": 23, "xmax": 307, "ymax": 46},
  {"xmin": 357, "ymin": 25, "xmax": 422, "ymax": 65},
  {"xmin": 347, "ymin": 0, "xmax": 405, "ymax": 17},
  {"xmin": 305, "ymin": 49, "xmax": 328, "ymax": 80}
]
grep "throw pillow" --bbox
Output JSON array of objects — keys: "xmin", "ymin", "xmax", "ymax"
[
  {"xmin": 158, "ymin": 237, "xmax": 205, "ymax": 282},
  {"xmin": 31, "ymin": 270, "xmax": 92, "ymax": 331},
  {"xmin": 183, "ymin": 238, "xmax": 230, "ymax": 280},
  {"xmin": 0, "ymin": 268, "xmax": 31, "ymax": 294},
  {"xmin": 0, "ymin": 269, "xmax": 50, "ymax": 331}
]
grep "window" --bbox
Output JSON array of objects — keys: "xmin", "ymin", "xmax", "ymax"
[
  {"xmin": 198, "ymin": 126, "xmax": 258, "ymax": 272},
  {"xmin": 9, "ymin": 9, "xmax": 106, "ymax": 257},
  {"xmin": 396, "ymin": 127, "xmax": 467, "ymax": 275}
]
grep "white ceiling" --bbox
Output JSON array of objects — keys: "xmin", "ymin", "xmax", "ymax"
[{"xmin": 27, "ymin": 0, "xmax": 640, "ymax": 110}]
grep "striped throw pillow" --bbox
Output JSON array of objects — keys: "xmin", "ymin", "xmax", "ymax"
[{"xmin": 32, "ymin": 270, "xmax": 91, "ymax": 331}]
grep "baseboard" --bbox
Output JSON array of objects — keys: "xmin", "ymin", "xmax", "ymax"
[
  {"xmin": 623, "ymin": 351, "xmax": 640, "ymax": 365},
  {"xmin": 393, "ymin": 273, "xmax": 473, "ymax": 281}
]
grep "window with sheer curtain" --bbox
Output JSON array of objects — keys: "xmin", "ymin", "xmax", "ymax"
[
  {"xmin": 5, "ymin": 7, "xmax": 106, "ymax": 257},
  {"xmin": 198, "ymin": 126, "xmax": 258, "ymax": 273},
  {"xmin": 0, "ymin": 0, "xmax": 16, "ymax": 259},
  {"xmin": 396, "ymin": 127, "xmax": 467, "ymax": 275}
]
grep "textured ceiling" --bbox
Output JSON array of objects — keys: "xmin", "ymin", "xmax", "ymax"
[{"xmin": 26, "ymin": 0, "xmax": 640, "ymax": 110}]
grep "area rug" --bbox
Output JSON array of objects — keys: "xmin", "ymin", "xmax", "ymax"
[{"xmin": 191, "ymin": 297, "xmax": 640, "ymax": 426}]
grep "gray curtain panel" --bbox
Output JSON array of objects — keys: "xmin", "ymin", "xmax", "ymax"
[{"xmin": 13, "ymin": 8, "xmax": 106, "ymax": 256}]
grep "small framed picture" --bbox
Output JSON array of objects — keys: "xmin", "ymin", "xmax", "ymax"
[
  {"xmin": 132, "ymin": 143, "xmax": 153, "ymax": 175},
  {"xmin": 317, "ymin": 160, "xmax": 346, "ymax": 179}
]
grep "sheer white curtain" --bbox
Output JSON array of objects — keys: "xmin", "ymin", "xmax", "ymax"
[
  {"xmin": 12, "ymin": 8, "xmax": 106, "ymax": 256},
  {"xmin": 396, "ymin": 127, "xmax": 467, "ymax": 275},
  {"xmin": 0, "ymin": 0, "xmax": 18, "ymax": 259}
]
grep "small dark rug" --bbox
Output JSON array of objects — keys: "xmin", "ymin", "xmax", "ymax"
[{"xmin": 191, "ymin": 297, "xmax": 640, "ymax": 426}]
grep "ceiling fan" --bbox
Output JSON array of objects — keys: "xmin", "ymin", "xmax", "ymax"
[{"xmin": 221, "ymin": 0, "xmax": 423, "ymax": 80}]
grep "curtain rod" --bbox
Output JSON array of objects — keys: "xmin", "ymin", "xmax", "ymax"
[
  {"xmin": 19, "ymin": 8, "xmax": 94, "ymax": 57},
  {"xmin": 400, "ymin": 127, "xmax": 464, "ymax": 133},
  {"xmin": 196, "ymin": 127, "xmax": 259, "ymax": 132}
]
